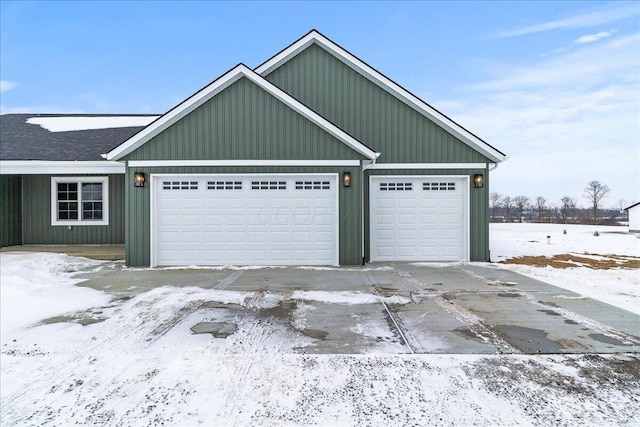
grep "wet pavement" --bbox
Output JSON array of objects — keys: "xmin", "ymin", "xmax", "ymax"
[{"xmin": 74, "ymin": 262, "xmax": 640, "ymax": 355}]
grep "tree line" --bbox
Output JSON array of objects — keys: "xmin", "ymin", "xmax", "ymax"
[{"xmin": 489, "ymin": 180, "xmax": 625, "ymax": 225}]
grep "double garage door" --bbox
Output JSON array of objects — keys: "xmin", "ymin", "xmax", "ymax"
[
  {"xmin": 370, "ymin": 176, "xmax": 468, "ymax": 262},
  {"xmin": 153, "ymin": 174, "xmax": 338, "ymax": 266}
]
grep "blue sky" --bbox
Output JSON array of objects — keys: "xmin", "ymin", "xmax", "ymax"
[{"xmin": 1, "ymin": 1, "xmax": 638, "ymax": 207}]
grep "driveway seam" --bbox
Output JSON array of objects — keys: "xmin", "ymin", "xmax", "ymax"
[
  {"xmin": 362, "ymin": 272, "xmax": 416, "ymax": 354},
  {"xmin": 394, "ymin": 268, "xmax": 521, "ymax": 354}
]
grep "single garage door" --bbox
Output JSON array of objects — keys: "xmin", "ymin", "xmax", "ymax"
[
  {"xmin": 153, "ymin": 174, "xmax": 338, "ymax": 266},
  {"xmin": 370, "ymin": 176, "xmax": 468, "ymax": 262}
]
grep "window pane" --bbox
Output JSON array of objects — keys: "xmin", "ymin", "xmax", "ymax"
[
  {"xmin": 57, "ymin": 183, "xmax": 79, "ymax": 221},
  {"xmin": 81, "ymin": 183, "xmax": 103, "ymax": 220}
]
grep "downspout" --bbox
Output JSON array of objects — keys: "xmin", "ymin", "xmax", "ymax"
[{"xmin": 361, "ymin": 154, "xmax": 380, "ymax": 265}]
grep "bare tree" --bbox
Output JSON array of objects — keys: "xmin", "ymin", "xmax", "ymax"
[
  {"xmin": 514, "ymin": 196, "xmax": 530, "ymax": 223},
  {"xmin": 584, "ymin": 181, "xmax": 610, "ymax": 223},
  {"xmin": 616, "ymin": 199, "xmax": 627, "ymax": 213},
  {"xmin": 502, "ymin": 196, "xmax": 513, "ymax": 222},
  {"xmin": 535, "ymin": 196, "xmax": 546, "ymax": 222},
  {"xmin": 489, "ymin": 192, "xmax": 502, "ymax": 222},
  {"xmin": 559, "ymin": 196, "xmax": 576, "ymax": 222}
]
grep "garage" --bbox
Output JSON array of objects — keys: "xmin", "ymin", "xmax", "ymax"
[
  {"xmin": 152, "ymin": 174, "xmax": 338, "ymax": 267},
  {"xmin": 369, "ymin": 176, "xmax": 468, "ymax": 262}
]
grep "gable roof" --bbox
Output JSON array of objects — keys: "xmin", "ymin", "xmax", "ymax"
[
  {"xmin": 256, "ymin": 30, "xmax": 507, "ymax": 164},
  {"xmin": 106, "ymin": 64, "xmax": 378, "ymax": 161},
  {"xmin": 625, "ymin": 201, "xmax": 640, "ymax": 211},
  {"xmin": 1, "ymin": 114, "xmax": 157, "ymax": 161}
]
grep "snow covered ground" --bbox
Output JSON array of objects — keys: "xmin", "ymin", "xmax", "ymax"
[
  {"xmin": 1, "ymin": 224, "xmax": 639, "ymax": 426},
  {"xmin": 490, "ymin": 223, "xmax": 639, "ymax": 314}
]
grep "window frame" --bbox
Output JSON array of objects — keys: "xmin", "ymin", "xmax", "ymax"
[{"xmin": 51, "ymin": 176, "xmax": 109, "ymax": 226}]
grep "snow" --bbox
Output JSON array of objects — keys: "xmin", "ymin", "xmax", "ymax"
[
  {"xmin": 26, "ymin": 115, "xmax": 159, "ymax": 132},
  {"xmin": 490, "ymin": 223, "xmax": 640, "ymax": 314},
  {"xmin": 1, "ymin": 226, "xmax": 639, "ymax": 425},
  {"xmin": 0, "ymin": 253, "xmax": 111, "ymax": 335},
  {"xmin": 490, "ymin": 223, "xmax": 638, "ymax": 258}
]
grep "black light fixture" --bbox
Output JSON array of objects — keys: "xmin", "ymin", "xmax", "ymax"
[
  {"xmin": 343, "ymin": 171, "xmax": 352, "ymax": 188},
  {"xmin": 473, "ymin": 174, "xmax": 484, "ymax": 188},
  {"xmin": 134, "ymin": 171, "xmax": 145, "ymax": 188}
]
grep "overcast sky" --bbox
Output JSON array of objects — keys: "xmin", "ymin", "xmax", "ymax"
[{"xmin": 1, "ymin": 1, "xmax": 638, "ymax": 208}]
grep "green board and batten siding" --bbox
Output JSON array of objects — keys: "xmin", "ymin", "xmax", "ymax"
[
  {"xmin": 264, "ymin": 44, "xmax": 491, "ymax": 164},
  {"xmin": 265, "ymin": 43, "xmax": 492, "ymax": 260},
  {"xmin": 122, "ymin": 76, "xmax": 366, "ymax": 266},
  {"xmin": 21, "ymin": 174, "xmax": 125, "ymax": 245},
  {"xmin": 126, "ymin": 78, "xmax": 363, "ymax": 161},
  {"xmin": 0, "ymin": 175, "xmax": 22, "ymax": 247}
]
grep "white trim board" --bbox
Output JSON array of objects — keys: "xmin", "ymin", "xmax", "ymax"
[
  {"xmin": 0, "ymin": 161, "xmax": 125, "ymax": 175},
  {"xmin": 106, "ymin": 64, "xmax": 378, "ymax": 162},
  {"xmin": 128, "ymin": 160, "xmax": 361, "ymax": 167},
  {"xmin": 365, "ymin": 163, "xmax": 487, "ymax": 170},
  {"xmin": 256, "ymin": 30, "xmax": 507, "ymax": 164}
]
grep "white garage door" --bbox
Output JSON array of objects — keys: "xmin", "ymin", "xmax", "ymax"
[
  {"xmin": 370, "ymin": 176, "xmax": 468, "ymax": 262},
  {"xmin": 153, "ymin": 174, "xmax": 338, "ymax": 266}
]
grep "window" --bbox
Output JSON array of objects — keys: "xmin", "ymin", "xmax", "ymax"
[
  {"xmin": 295, "ymin": 181, "xmax": 330, "ymax": 190},
  {"xmin": 380, "ymin": 182, "xmax": 412, "ymax": 191},
  {"xmin": 162, "ymin": 181, "xmax": 198, "ymax": 190},
  {"xmin": 251, "ymin": 181, "xmax": 286, "ymax": 190},
  {"xmin": 51, "ymin": 177, "xmax": 109, "ymax": 226},
  {"xmin": 207, "ymin": 181, "xmax": 242, "ymax": 190},
  {"xmin": 423, "ymin": 182, "xmax": 456, "ymax": 191}
]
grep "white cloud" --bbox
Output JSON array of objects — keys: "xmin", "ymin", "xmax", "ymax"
[
  {"xmin": 574, "ymin": 31, "xmax": 615, "ymax": 44},
  {"xmin": 470, "ymin": 33, "xmax": 639, "ymax": 91},
  {"xmin": 0, "ymin": 80, "xmax": 16, "ymax": 93},
  {"xmin": 430, "ymin": 33, "xmax": 640, "ymax": 205},
  {"xmin": 495, "ymin": 4, "xmax": 639, "ymax": 38}
]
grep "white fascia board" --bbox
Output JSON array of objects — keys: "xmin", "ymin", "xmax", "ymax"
[
  {"xmin": 107, "ymin": 64, "xmax": 376, "ymax": 161},
  {"xmin": 128, "ymin": 160, "xmax": 361, "ymax": 167},
  {"xmin": 106, "ymin": 68, "xmax": 244, "ymax": 161},
  {"xmin": 256, "ymin": 31, "xmax": 507, "ymax": 164},
  {"xmin": 0, "ymin": 161, "xmax": 125, "ymax": 175},
  {"xmin": 366, "ymin": 163, "xmax": 487, "ymax": 170}
]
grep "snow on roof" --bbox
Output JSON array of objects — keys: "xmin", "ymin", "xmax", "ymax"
[{"xmin": 26, "ymin": 115, "xmax": 159, "ymax": 132}]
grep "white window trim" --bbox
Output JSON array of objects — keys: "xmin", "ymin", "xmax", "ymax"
[{"xmin": 51, "ymin": 177, "xmax": 109, "ymax": 226}]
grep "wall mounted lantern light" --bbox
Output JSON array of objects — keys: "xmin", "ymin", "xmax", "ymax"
[
  {"xmin": 343, "ymin": 171, "xmax": 352, "ymax": 188},
  {"xmin": 134, "ymin": 171, "xmax": 145, "ymax": 188},
  {"xmin": 473, "ymin": 174, "xmax": 484, "ymax": 188}
]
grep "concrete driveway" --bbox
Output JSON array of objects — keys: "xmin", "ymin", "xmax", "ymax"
[{"xmin": 76, "ymin": 263, "xmax": 640, "ymax": 354}]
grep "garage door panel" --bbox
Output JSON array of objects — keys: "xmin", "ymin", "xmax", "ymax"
[
  {"xmin": 398, "ymin": 214, "xmax": 416, "ymax": 225},
  {"xmin": 371, "ymin": 176, "xmax": 467, "ymax": 262}
]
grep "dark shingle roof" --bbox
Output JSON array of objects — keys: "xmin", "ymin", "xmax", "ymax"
[{"xmin": 0, "ymin": 114, "xmax": 158, "ymax": 161}]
